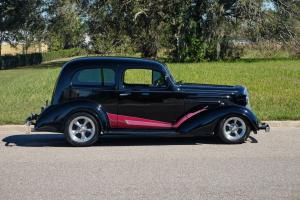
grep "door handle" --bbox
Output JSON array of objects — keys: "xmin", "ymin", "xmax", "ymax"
[
  {"xmin": 141, "ymin": 92, "xmax": 150, "ymax": 96},
  {"xmin": 119, "ymin": 92, "xmax": 131, "ymax": 97}
]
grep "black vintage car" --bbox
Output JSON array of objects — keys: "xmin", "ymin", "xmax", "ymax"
[{"xmin": 26, "ymin": 57, "xmax": 269, "ymax": 146}]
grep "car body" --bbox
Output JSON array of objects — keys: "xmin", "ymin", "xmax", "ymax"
[{"xmin": 26, "ymin": 57, "xmax": 269, "ymax": 146}]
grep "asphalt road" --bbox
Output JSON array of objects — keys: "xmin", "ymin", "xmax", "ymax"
[{"xmin": 0, "ymin": 127, "xmax": 300, "ymax": 200}]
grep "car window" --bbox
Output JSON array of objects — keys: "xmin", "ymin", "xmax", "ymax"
[
  {"xmin": 102, "ymin": 68, "xmax": 115, "ymax": 86},
  {"xmin": 123, "ymin": 68, "xmax": 166, "ymax": 87},
  {"xmin": 72, "ymin": 68, "xmax": 115, "ymax": 86},
  {"xmin": 124, "ymin": 69, "xmax": 152, "ymax": 85}
]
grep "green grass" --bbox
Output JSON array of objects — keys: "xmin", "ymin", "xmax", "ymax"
[
  {"xmin": 242, "ymin": 49, "xmax": 292, "ymax": 59},
  {"xmin": 0, "ymin": 58, "xmax": 300, "ymax": 124}
]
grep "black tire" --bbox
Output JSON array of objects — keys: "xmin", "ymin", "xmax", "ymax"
[
  {"xmin": 217, "ymin": 115, "xmax": 250, "ymax": 144},
  {"xmin": 64, "ymin": 112, "xmax": 100, "ymax": 147}
]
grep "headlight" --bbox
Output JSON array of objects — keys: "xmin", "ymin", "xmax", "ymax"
[{"xmin": 244, "ymin": 88, "xmax": 251, "ymax": 109}]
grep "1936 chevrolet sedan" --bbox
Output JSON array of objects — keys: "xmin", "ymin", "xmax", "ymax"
[{"xmin": 26, "ymin": 57, "xmax": 269, "ymax": 146}]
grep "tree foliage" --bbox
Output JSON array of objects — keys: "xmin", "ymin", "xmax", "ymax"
[
  {"xmin": 0, "ymin": 0, "xmax": 44, "ymax": 55},
  {"xmin": 1, "ymin": 0, "xmax": 300, "ymax": 60},
  {"xmin": 46, "ymin": 0, "xmax": 86, "ymax": 50}
]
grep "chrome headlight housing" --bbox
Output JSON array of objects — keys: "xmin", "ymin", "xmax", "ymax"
[{"xmin": 243, "ymin": 88, "xmax": 251, "ymax": 109}]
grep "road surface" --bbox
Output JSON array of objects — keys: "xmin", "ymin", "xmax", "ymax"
[{"xmin": 0, "ymin": 127, "xmax": 299, "ymax": 200}]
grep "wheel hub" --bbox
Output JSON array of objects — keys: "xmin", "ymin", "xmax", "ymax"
[
  {"xmin": 68, "ymin": 116, "xmax": 96, "ymax": 143},
  {"xmin": 223, "ymin": 117, "xmax": 247, "ymax": 141}
]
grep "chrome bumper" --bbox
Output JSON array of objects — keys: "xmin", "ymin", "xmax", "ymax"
[
  {"xmin": 258, "ymin": 122, "xmax": 270, "ymax": 132},
  {"xmin": 25, "ymin": 113, "xmax": 39, "ymax": 133}
]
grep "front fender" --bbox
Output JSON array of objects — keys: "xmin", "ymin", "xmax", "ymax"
[
  {"xmin": 35, "ymin": 100, "xmax": 109, "ymax": 133},
  {"xmin": 178, "ymin": 106, "xmax": 259, "ymax": 135}
]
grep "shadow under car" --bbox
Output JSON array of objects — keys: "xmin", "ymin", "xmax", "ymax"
[{"xmin": 2, "ymin": 133, "xmax": 258, "ymax": 147}]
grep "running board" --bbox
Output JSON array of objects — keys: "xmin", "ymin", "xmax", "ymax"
[{"xmin": 106, "ymin": 129, "xmax": 179, "ymax": 136}]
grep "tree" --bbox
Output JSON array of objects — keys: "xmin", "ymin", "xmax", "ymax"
[
  {"xmin": 271, "ymin": 0, "xmax": 300, "ymax": 55},
  {"xmin": 17, "ymin": 0, "xmax": 46, "ymax": 54},
  {"xmin": 87, "ymin": 0, "xmax": 180, "ymax": 58},
  {"xmin": 87, "ymin": 0, "xmax": 135, "ymax": 54},
  {"xmin": 0, "ymin": 0, "xmax": 291, "ymax": 60},
  {"xmin": 0, "ymin": 1, "xmax": 27, "ymax": 55},
  {"xmin": 46, "ymin": 0, "xmax": 86, "ymax": 50},
  {"xmin": 0, "ymin": 0, "xmax": 46, "ymax": 55}
]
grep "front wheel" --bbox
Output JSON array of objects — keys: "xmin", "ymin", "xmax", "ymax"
[
  {"xmin": 64, "ymin": 112, "xmax": 100, "ymax": 147},
  {"xmin": 217, "ymin": 116, "xmax": 250, "ymax": 144}
]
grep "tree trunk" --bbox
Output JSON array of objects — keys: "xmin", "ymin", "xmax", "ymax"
[
  {"xmin": 142, "ymin": 44, "xmax": 157, "ymax": 58},
  {"xmin": 0, "ymin": 33, "xmax": 2, "ymax": 56},
  {"xmin": 216, "ymin": 40, "xmax": 221, "ymax": 60},
  {"xmin": 22, "ymin": 44, "xmax": 25, "ymax": 54}
]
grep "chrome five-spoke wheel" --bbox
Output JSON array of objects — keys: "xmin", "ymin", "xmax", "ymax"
[
  {"xmin": 223, "ymin": 117, "xmax": 246, "ymax": 141},
  {"xmin": 65, "ymin": 113, "xmax": 99, "ymax": 146},
  {"xmin": 69, "ymin": 116, "xmax": 96, "ymax": 143},
  {"xmin": 218, "ymin": 116, "xmax": 250, "ymax": 144}
]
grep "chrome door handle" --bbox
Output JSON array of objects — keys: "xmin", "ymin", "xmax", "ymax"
[
  {"xmin": 141, "ymin": 92, "xmax": 150, "ymax": 96},
  {"xmin": 119, "ymin": 92, "xmax": 131, "ymax": 96}
]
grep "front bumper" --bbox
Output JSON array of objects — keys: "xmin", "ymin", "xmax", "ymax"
[{"xmin": 258, "ymin": 122, "xmax": 270, "ymax": 132}]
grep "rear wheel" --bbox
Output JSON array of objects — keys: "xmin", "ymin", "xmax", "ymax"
[
  {"xmin": 64, "ymin": 112, "xmax": 100, "ymax": 147},
  {"xmin": 217, "ymin": 116, "xmax": 250, "ymax": 144}
]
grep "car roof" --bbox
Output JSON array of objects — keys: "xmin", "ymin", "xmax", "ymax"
[{"xmin": 66, "ymin": 56, "xmax": 163, "ymax": 67}]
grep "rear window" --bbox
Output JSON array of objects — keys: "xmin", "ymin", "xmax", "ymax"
[{"xmin": 72, "ymin": 68, "xmax": 115, "ymax": 86}]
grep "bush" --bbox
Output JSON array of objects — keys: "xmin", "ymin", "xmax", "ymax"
[
  {"xmin": 169, "ymin": 37, "xmax": 208, "ymax": 62},
  {"xmin": 42, "ymin": 48, "xmax": 87, "ymax": 62},
  {"xmin": 0, "ymin": 53, "xmax": 42, "ymax": 69},
  {"xmin": 0, "ymin": 48, "xmax": 87, "ymax": 69},
  {"xmin": 220, "ymin": 39, "xmax": 245, "ymax": 60}
]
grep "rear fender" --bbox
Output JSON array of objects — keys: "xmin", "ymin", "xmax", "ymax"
[
  {"xmin": 35, "ymin": 100, "xmax": 109, "ymax": 133},
  {"xmin": 178, "ymin": 106, "xmax": 259, "ymax": 135}
]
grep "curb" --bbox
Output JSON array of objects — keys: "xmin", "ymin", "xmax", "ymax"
[
  {"xmin": 0, "ymin": 121, "xmax": 300, "ymax": 134},
  {"xmin": 265, "ymin": 121, "xmax": 300, "ymax": 128},
  {"xmin": 0, "ymin": 125, "xmax": 31, "ymax": 134}
]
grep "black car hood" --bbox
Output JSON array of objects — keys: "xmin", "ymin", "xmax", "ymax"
[{"xmin": 178, "ymin": 83, "xmax": 246, "ymax": 95}]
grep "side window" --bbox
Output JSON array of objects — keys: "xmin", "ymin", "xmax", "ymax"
[
  {"xmin": 123, "ymin": 68, "xmax": 166, "ymax": 87},
  {"xmin": 72, "ymin": 68, "xmax": 115, "ymax": 86},
  {"xmin": 124, "ymin": 69, "xmax": 152, "ymax": 85},
  {"xmin": 102, "ymin": 68, "xmax": 115, "ymax": 86}
]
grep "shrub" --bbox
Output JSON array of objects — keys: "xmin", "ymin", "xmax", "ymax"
[
  {"xmin": 0, "ymin": 53, "xmax": 42, "ymax": 69},
  {"xmin": 0, "ymin": 48, "xmax": 87, "ymax": 69},
  {"xmin": 169, "ymin": 37, "xmax": 208, "ymax": 62},
  {"xmin": 220, "ymin": 39, "xmax": 245, "ymax": 60},
  {"xmin": 42, "ymin": 48, "xmax": 87, "ymax": 62}
]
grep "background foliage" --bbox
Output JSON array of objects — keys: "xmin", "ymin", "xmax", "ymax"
[
  {"xmin": 0, "ymin": 48, "xmax": 87, "ymax": 69},
  {"xmin": 0, "ymin": 0, "xmax": 300, "ymax": 62}
]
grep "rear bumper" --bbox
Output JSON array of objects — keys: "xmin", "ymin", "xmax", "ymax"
[
  {"xmin": 26, "ymin": 112, "xmax": 60, "ymax": 133},
  {"xmin": 25, "ymin": 122, "xmax": 58, "ymax": 133},
  {"xmin": 25, "ymin": 113, "xmax": 38, "ymax": 133},
  {"xmin": 258, "ymin": 122, "xmax": 270, "ymax": 132}
]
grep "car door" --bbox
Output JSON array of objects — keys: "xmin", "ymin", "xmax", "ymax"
[
  {"xmin": 68, "ymin": 65, "xmax": 119, "ymax": 115},
  {"xmin": 116, "ymin": 67, "xmax": 185, "ymax": 129}
]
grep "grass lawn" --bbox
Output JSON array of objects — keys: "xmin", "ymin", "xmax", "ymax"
[{"xmin": 0, "ymin": 58, "xmax": 299, "ymax": 124}]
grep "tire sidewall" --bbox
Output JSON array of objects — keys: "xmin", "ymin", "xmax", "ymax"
[
  {"xmin": 218, "ymin": 115, "xmax": 250, "ymax": 144},
  {"xmin": 64, "ymin": 112, "xmax": 100, "ymax": 147}
]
